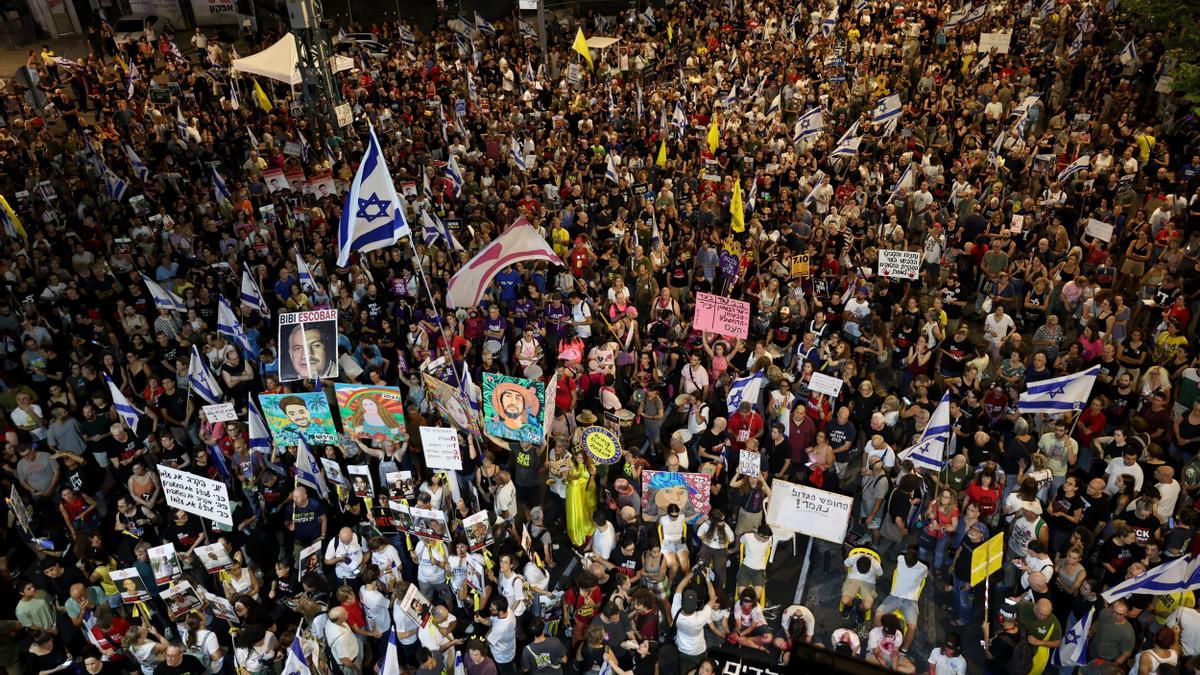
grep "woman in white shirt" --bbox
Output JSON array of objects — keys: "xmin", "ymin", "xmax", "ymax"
[
  {"xmin": 492, "ymin": 554, "xmax": 527, "ymax": 617},
  {"xmin": 233, "ymin": 625, "xmax": 279, "ymax": 675},
  {"xmin": 658, "ymin": 505, "xmax": 690, "ymax": 577},
  {"xmin": 222, "ymin": 557, "xmax": 260, "ymax": 601},
  {"xmin": 367, "ymin": 536, "xmax": 404, "ymax": 592},
  {"xmin": 180, "ymin": 613, "xmax": 224, "ymax": 674}
]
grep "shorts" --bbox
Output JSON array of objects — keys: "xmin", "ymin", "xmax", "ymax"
[
  {"xmin": 737, "ymin": 566, "xmax": 766, "ymax": 588},
  {"xmin": 877, "ymin": 595, "xmax": 919, "ymax": 626},
  {"xmin": 662, "ymin": 540, "xmax": 688, "ymax": 555},
  {"xmin": 840, "ymin": 578, "xmax": 876, "ymax": 600},
  {"xmin": 516, "ymin": 483, "xmax": 540, "ymax": 506}
]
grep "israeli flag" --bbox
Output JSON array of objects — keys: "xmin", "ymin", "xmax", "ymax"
[
  {"xmin": 297, "ymin": 130, "xmax": 310, "ymax": 162},
  {"xmin": 965, "ymin": 2, "xmax": 989, "ymax": 23},
  {"xmin": 444, "ymin": 154, "xmax": 464, "ymax": 197},
  {"xmin": 336, "ymin": 124, "xmax": 411, "ymax": 267},
  {"xmin": 872, "ymin": 94, "xmax": 902, "ymax": 124},
  {"xmin": 466, "ymin": 70, "xmax": 478, "ymax": 102},
  {"xmin": 887, "ymin": 164, "xmax": 915, "ymax": 204},
  {"xmin": 295, "ymin": 252, "xmax": 319, "ymax": 295},
  {"xmin": 831, "ymin": 134, "xmax": 861, "ymax": 157},
  {"xmin": 945, "ymin": 4, "xmax": 971, "ymax": 28},
  {"xmin": 1102, "ymin": 555, "xmax": 1200, "ymax": 602},
  {"xmin": 898, "ymin": 393, "xmax": 951, "ymax": 469},
  {"xmin": 1056, "ymin": 154, "xmax": 1091, "ymax": 183},
  {"xmin": 822, "ymin": 5, "xmax": 839, "ymax": 36},
  {"xmin": 518, "ymin": 19, "xmax": 537, "ymax": 39},
  {"xmin": 973, "ymin": 52, "xmax": 991, "ymax": 76},
  {"xmin": 727, "ymin": 371, "xmax": 766, "ymax": 412},
  {"xmin": 474, "ymin": 11, "xmax": 495, "ymax": 36},
  {"xmin": 124, "ymin": 145, "xmax": 149, "ymax": 181},
  {"xmin": 671, "ymin": 100, "xmax": 687, "ymax": 137},
  {"xmin": 641, "ymin": 7, "xmax": 656, "ymax": 28},
  {"xmin": 247, "ymin": 397, "xmax": 272, "ymax": 454},
  {"xmin": 217, "ymin": 296, "xmax": 252, "ymax": 355},
  {"xmin": 766, "ymin": 93, "xmax": 782, "ymax": 119},
  {"xmin": 141, "ymin": 273, "xmax": 187, "ymax": 312},
  {"xmin": 211, "ymin": 165, "xmax": 232, "ymax": 204},
  {"xmin": 379, "ymin": 629, "xmax": 401, "ymax": 675},
  {"xmin": 295, "ymin": 437, "xmax": 330, "ymax": 500},
  {"xmin": 422, "ymin": 170, "xmax": 433, "ymax": 200},
  {"xmin": 747, "ymin": 176, "xmax": 758, "ymax": 212},
  {"xmin": 510, "ymin": 138, "xmax": 526, "ymax": 172},
  {"xmin": 105, "ymin": 373, "xmax": 144, "ymax": 432},
  {"xmin": 421, "ymin": 209, "xmax": 463, "ymax": 252},
  {"xmin": 636, "ymin": 83, "xmax": 643, "ymax": 120},
  {"xmin": 524, "ymin": 60, "xmax": 536, "ymax": 85},
  {"xmin": 280, "ymin": 635, "xmax": 311, "ymax": 675},
  {"xmin": 228, "ymin": 79, "xmax": 240, "ymax": 110},
  {"xmin": 126, "ymin": 60, "xmax": 139, "ymax": 99},
  {"xmin": 802, "ymin": 171, "xmax": 827, "ymax": 206},
  {"xmin": 175, "ymin": 107, "xmax": 190, "ymax": 141},
  {"xmin": 1055, "ymin": 608, "xmax": 1094, "ymax": 667},
  {"xmin": 102, "ymin": 163, "xmax": 127, "ymax": 201},
  {"xmin": 605, "ymin": 154, "xmax": 619, "ymax": 184},
  {"xmin": 396, "ymin": 25, "xmax": 414, "ymax": 48},
  {"xmin": 240, "ymin": 268, "xmax": 269, "ymax": 316},
  {"xmin": 1018, "ymin": 364, "xmax": 1101, "ymax": 414},
  {"xmin": 1119, "ymin": 39, "xmax": 1137, "ymax": 65},
  {"xmin": 187, "ymin": 346, "xmax": 224, "ymax": 405},
  {"xmin": 722, "ymin": 84, "xmax": 738, "ymax": 107},
  {"xmin": 1068, "ymin": 30, "xmax": 1084, "ymax": 58},
  {"xmin": 793, "ymin": 107, "xmax": 825, "ymax": 143}
]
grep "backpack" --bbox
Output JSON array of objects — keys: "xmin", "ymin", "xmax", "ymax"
[
  {"xmin": 1004, "ymin": 628, "xmax": 1034, "ymax": 675},
  {"xmin": 184, "ymin": 631, "xmax": 213, "ymax": 673}
]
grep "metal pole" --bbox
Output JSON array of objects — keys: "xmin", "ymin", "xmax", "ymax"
[{"xmin": 536, "ymin": 0, "xmax": 547, "ymax": 60}]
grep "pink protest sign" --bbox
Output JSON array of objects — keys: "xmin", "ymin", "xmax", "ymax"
[{"xmin": 694, "ymin": 292, "xmax": 751, "ymax": 339}]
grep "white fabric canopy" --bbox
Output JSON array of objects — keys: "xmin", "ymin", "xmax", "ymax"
[
  {"xmin": 231, "ymin": 33, "xmax": 355, "ymax": 86},
  {"xmin": 585, "ymin": 36, "xmax": 620, "ymax": 50}
]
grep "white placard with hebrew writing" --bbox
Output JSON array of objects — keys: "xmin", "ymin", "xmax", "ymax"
[
  {"xmin": 877, "ymin": 249, "xmax": 920, "ymax": 280},
  {"xmin": 1086, "ymin": 218, "xmax": 1114, "ymax": 242},
  {"xmin": 202, "ymin": 403, "xmax": 237, "ymax": 423},
  {"xmin": 765, "ymin": 478, "xmax": 854, "ymax": 544},
  {"xmin": 978, "ymin": 32, "xmax": 1012, "ymax": 53},
  {"xmin": 420, "ymin": 426, "xmax": 463, "ymax": 471},
  {"xmin": 808, "ymin": 372, "xmax": 844, "ymax": 398},
  {"xmin": 158, "ymin": 465, "xmax": 232, "ymax": 525}
]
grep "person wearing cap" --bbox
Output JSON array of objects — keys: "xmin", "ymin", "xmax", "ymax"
[
  {"xmin": 670, "ymin": 567, "xmax": 717, "ymax": 674},
  {"xmin": 1005, "ymin": 499, "xmax": 1048, "ymax": 592},
  {"xmin": 926, "ymin": 632, "xmax": 966, "ymax": 675}
]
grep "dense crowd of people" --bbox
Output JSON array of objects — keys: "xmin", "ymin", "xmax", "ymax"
[{"xmin": 0, "ymin": 1, "xmax": 1199, "ymax": 674}]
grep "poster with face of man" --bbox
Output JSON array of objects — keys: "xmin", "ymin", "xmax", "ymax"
[
  {"xmin": 277, "ymin": 309, "xmax": 339, "ymax": 382},
  {"xmin": 462, "ymin": 510, "xmax": 492, "ymax": 552},
  {"xmin": 258, "ymin": 392, "xmax": 339, "ymax": 446},
  {"xmin": 335, "ymin": 384, "xmax": 408, "ymax": 444},
  {"xmin": 161, "ymin": 581, "xmax": 203, "ymax": 619},
  {"xmin": 148, "ymin": 543, "xmax": 182, "ymax": 585},
  {"xmin": 422, "ymin": 373, "xmax": 482, "ymax": 440},
  {"xmin": 481, "ymin": 372, "xmax": 546, "ymax": 444},
  {"xmin": 640, "ymin": 471, "xmax": 712, "ymax": 521},
  {"xmin": 346, "ymin": 464, "xmax": 375, "ymax": 499},
  {"xmin": 112, "ymin": 567, "xmax": 151, "ymax": 605}
]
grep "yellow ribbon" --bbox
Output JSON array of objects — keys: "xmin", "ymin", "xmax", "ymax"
[{"xmin": 482, "ymin": 549, "xmax": 494, "ymax": 571}]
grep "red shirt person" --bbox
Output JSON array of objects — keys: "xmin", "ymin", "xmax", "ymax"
[{"xmin": 727, "ymin": 401, "xmax": 764, "ymax": 451}]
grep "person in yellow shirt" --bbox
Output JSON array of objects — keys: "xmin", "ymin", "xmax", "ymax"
[
  {"xmin": 1136, "ymin": 126, "xmax": 1156, "ymax": 165},
  {"xmin": 551, "ymin": 220, "xmax": 570, "ymax": 259},
  {"xmin": 41, "ymin": 45, "xmax": 59, "ymax": 83}
]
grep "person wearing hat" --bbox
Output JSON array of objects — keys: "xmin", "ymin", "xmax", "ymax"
[
  {"xmin": 1005, "ymin": 497, "xmax": 1048, "ymax": 592},
  {"xmin": 983, "ymin": 601, "xmax": 1030, "ymax": 674}
]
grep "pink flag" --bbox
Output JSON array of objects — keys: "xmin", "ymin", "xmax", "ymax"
[{"xmin": 446, "ymin": 220, "xmax": 562, "ymax": 308}]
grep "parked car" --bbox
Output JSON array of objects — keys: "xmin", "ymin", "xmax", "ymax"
[
  {"xmin": 332, "ymin": 36, "xmax": 389, "ymax": 61},
  {"xmin": 111, "ymin": 14, "xmax": 173, "ymax": 48}
]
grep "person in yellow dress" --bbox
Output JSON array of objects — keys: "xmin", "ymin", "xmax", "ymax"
[{"xmin": 565, "ymin": 452, "xmax": 597, "ymax": 548}]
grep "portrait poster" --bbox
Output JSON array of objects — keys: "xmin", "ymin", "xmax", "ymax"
[
  {"xmin": 639, "ymin": 471, "xmax": 712, "ymax": 520},
  {"xmin": 335, "ymin": 384, "xmax": 408, "ymax": 445},
  {"xmin": 207, "ymin": 594, "xmax": 240, "ymax": 624},
  {"xmin": 264, "ymin": 168, "xmax": 290, "ymax": 193},
  {"xmin": 111, "ymin": 567, "xmax": 151, "ymax": 605},
  {"xmin": 389, "ymin": 500, "xmax": 415, "ymax": 534},
  {"xmin": 297, "ymin": 541, "xmax": 323, "ymax": 580},
  {"xmin": 346, "ymin": 464, "xmax": 375, "ymax": 499},
  {"xmin": 277, "ymin": 309, "xmax": 339, "ymax": 382},
  {"xmin": 320, "ymin": 458, "xmax": 349, "ymax": 490},
  {"xmin": 161, "ymin": 581, "xmax": 203, "ymax": 619},
  {"xmin": 258, "ymin": 392, "xmax": 338, "ymax": 446},
  {"xmin": 407, "ymin": 505, "xmax": 451, "ymax": 541},
  {"xmin": 399, "ymin": 584, "xmax": 431, "ymax": 626},
  {"xmin": 481, "ymin": 372, "xmax": 546, "ymax": 444},
  {"xmin": 462, "ymin": 510, "xmax": 492, "ymax": 552},
  {"xmin": 422, "ymin": 373, "xmax": 482, "ymax": 439},
  {"xmin": 148, "ymin": 543, "xmax": 182, "ymax": 585},
  {"xmin": 304, "ymin": 171, "xmax": 336, "ymax": 198},
  {"xmin": 385, "ymin": 471, "xmax": 415, "ymax": 500},
  {"xmin": 195, "ymin": 543, "xmax": 234, "ymax": 573}
]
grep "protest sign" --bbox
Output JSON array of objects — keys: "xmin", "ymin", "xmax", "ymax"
[
  {"xmin": 877, "ymin": 249, "xmax": 920, "ymax": 280},
  {"xmin": 789, "ymin": 254, "xmax": 810, "ymax": 277},
  {"xmin": 970, "ymin": 533, "xmax": 1005, "ymax": 586},
  {"xmin": 158, "ymin": 465, "xmax": 232, "ymax": 525},
  {"xmin": 1086, "ymin": 218, "xmax": 1114, "ymax": 242},
  {"xmin": 148, "ymin": 543, "xmax": 182, "ymax": 585},
  {"xmin": 202, "ymin": 403, "xmax": 237, "ymax": 423},
  {"xmin": 978, "ymin": 31, "xmax": 1012, "ymax": 53},
  {"xmin": 693, "ymin": 292, "xmax": 751, "ymax": 339},
  {"xmin": 579, "ymin": 426, "xmax": 621, "ymax": 464},
  {"xmin": 738, "ymin": 450, "xmax": 762, "ymax": 477},
  {"xmin": 808, "ymin": 372, "xmax": 844, "ymax": 398},
  {"xmin": 765, "ymin": 479, "xmax": 854, "ymax": 544},
  {"xmin": 420, "ymin": 426, "xmax": 463, "ymax": 471}
]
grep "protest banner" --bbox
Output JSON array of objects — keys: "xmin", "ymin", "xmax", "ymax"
[
  {"xmin": 579, "ymin": 426, "xmax": 621, "ymax": 464},
  {"xmin": 738, "ymin": 450, "xmax": 762, "ymax": 477},
  {"xmin": 877, "ymin": 249, "xmax": 920, "ymax": 280},
  {"xmin": 789, "ymin": 254, "xmax": 810, "ymax": 277},
  {"xmin": 202, "ymin": 402, "xmax": 237, "ymax": 423},
  {"xmin": 1086, "ymin": 218, "xmax": 1114, "ymax": 242},
  {"xmin": 420, "ymin": 426, "xmax": 463, "ymax": 471},
  {"xmin": 693, "ymin": 292, "xmax": 751, "ymax": 339},
  {"xmin": 970, "ymin": 533, "xmax": 1005, "ymax": 586},
  {"xmin": 978, "ymin": 31, "xmax": 1013, "ymax": 53},
  {"xmin": 808, "ymin": 372, "xmax": 844, "ymax": 398},
  {"xmin": 765, "ymin": 478, "xmax": 854, "ymax": 544},
  {"xmin": 158, "ymin": 465, "xmax": 233, "ymax": 525},
  {"xmin": 276, "ymin": 309, "xmax": 339, "ymax": 381}
]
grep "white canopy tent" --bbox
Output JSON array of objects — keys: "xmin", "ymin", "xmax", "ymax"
[
  {"xmin": 585, "ymin": 36, "xmax": 620, "ymax": 50},
  {"xmin": 230, "ymin": 33, "xmax": 355, "ymax": 87}
]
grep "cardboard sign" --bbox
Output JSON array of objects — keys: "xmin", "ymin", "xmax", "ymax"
[
  {"xmin": 1010, "ymin": 214, "xmax": 1024, "ymax": 233},
  {"xmin": 693, "ymin": 292, "xmax": 751, "ymax": 339},
  {"xmin": 158, "ymin": 465, "xmax": 233, "ymax": 525},
  {"xmin": 1086, "ymin": 218, "xmax": 1114, "ymax": 242},
  {"xmin": 419, "ymin": 426, "xmax": 463, "ymax": 471},
  {"xmin": 978, "ymin": 31, "xmax": 1012, "ymax": 53},
  {"xmin": 789, "ymin": 254, "xmax": 810, "ymax": 277},
  {"xmin": 970, "ymin": 532, "xmax": 1005, "ymax": 586},
  {"xmin": 877, "ymin": 249, "xmax": 920, "ymax": 280},
  {"xmin": 764, "ymin": 479, "xmax": 853, "ymax": 543},
  {"xmin": 202, "ymin": 403, "xmax": 237, "ymax": 423},
  {"xmin": 738, "ymin": 450, "xmax": 762, "ymax": 477},
  {"xmin": 808, "ymin": 372, "xmax": 844, "ymax": 398},
  {"xmin": 719, "ymin": 251, "xmax": 741, "ymax": 279}
]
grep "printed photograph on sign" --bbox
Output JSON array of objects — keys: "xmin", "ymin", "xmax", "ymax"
[
  {"xmin": 389, "ymin": 500, "xmax": 415, "ymax": 534},
  {"xmin": 276, "ymin": 309, "xmax": 339, "ymax": 381},
  {"xmin": 304, "ymin": 171, "xmax": 337, "ymax": 199},
  {"xmin": 258, "ymin": 392, "xmax": 338, "ymax": 446},
  {"xmin": 148, "ymin": 543, "xmax": 182, "ymax": 585},
  {"xmin": 297, "ymin": 541, "xmax": 323, "ymax": 580},
  {"xmin": 409, "ymin": 506, "xmax": 451, "ymax": 541},
  {"xmin": 209, "ymin": 595, "xmax": 240, "ymax": 624},
  {"xmin": 481, "ymin": 372, "xmax": 545, "ymax": 444},
  {"xmin": 196, "ymin": 542, "xmax": 235, "ymax": 573},
  {"xmin": 422, "ymin": 373, "xmax": 482, "ymax": 438},
  {"xmin": 346, "ymin": 464, "xmax": 375, "ymax": 499},
  {"xmin": 399, "ymin": 584, "xmax": 431, "ymax": 626},
  {"xmin": 264, "ymin": 168, "xmax": 291, "ymax": 193},
  {"xmin": 112, "ymin": 567, "xmax": 151, "ymax": 605},
  {"xmin": 385, "ymin": 470, "xmax": 415, "ymax": 499},
  {"xmin": 335, "ymin": 384, "xmax": 408, "ymax": 444},
  {"xmin": 321, "ymin": 457, "xmax": 349, "ymax": 490},
  {"xmin": 161, "ymin": 581, "xmax": 203, "ymax": 619},
  {"xmin": 640, "ymin": 471, "xmax": 712, "ymax": 520},
  {"xmin": 463, "ymin": 510, "xmax": 493, "ymax": 552}
]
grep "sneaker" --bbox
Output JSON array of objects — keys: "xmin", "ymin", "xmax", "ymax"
[{"xmin": 840, "ymin": 605, "xmax": 853, "ymax": 620}]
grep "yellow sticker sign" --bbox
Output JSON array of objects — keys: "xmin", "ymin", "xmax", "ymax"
[
  {"xmin": 790, "ymin": 254, "xmax": 810, "ymax": 277},
  {"xmin": 970, "ymin": 532, "xmax": 1005, "ymax": 587},
  {"xmin": 579, "ymin": 426, "xmax": 621, "ymax": 464}
]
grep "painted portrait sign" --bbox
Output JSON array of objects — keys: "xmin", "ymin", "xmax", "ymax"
[
  {"xmin": 335, "ymin": 384, "xmax": 408, "ymax": 445},
  {"xmin": 481, "ymin": 372, "xmax": 545, "ymax": 444},
  {"xmin": 258, "ymin": 392, "xmax": 339, "ymax": 446},
  {"xmin": 640, "ymin": 471, "xmax": 712, "ymax": 521}
]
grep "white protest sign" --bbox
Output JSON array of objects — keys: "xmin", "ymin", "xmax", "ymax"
[
  {"xmin": 877, "ymin": 249, "xmax": 920, "ymax": 280},
  {"xmin": 158, "ymin": 465, "xmax": 233, "ymax": 525},
  {"xmin": 1086, "ymin": 218, "xmax": 1114, "ymax": 242},
  {"xmin": 202, "ymin": 403, "xmax": 237, "ymax": 423},
  {"xmin": 808, "ymin": 372, "xmax": 844, "ymax": 398},
  {"xmin": 420, "ymin": 426, "xmax": 463, "ymax": 471},
  {"xmin": 738, "ymin": 450, "xmax": 762, "ymax": 477},
  {"xmin": 978, "ymin": 32, "xmax": 1012, "ymax": 53},
  {"xmin": 1010, "ymin": 214, "xmax": 1024, "ymax": 233},
  {"xmin": 765, "ymin": 478, "xmax": 854, "ymax": 544}
]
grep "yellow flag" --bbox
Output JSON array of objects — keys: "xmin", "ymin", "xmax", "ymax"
[
  {"xmin": 656, "ymin": 140, "xmax": 667, "ymax": 167},
  {"xmin": 0, "ymin": 196, "xmax": 24, "ymax": 240},
  {"xmin": 252, "ymin": 79, "xmax": 272, "ymax": 112},
  {"xmin": 114, "ymin": 54, "xmax": 128, "ymax": 74},
  {"xmin": 707, "ymin": 116, "xmax": 719, "ymax": 153},
  {"xmin": 730, "ymin": 176, "xmax": 745, "ymax": 233},
  {"xmin": 573, "ymin": 28, "xmax": 593, "ymax": 69},
  {"xmin": 668, "ymin": 22, "xmax": 674, "ymax": 42}
]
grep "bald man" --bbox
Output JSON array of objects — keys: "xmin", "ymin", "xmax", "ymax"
[
  {"xmin": 324, "ymin": 607, "xmax": 360, "ymax": 674},
  {"xmin": 285, "ymin": 486, "xmax": 327, "ymax": 557},
  {"xmin": 1016, "ymin": 597, "xmax": 1062, "ymax": 675},
  {"xmin": 1153, "ymin": 465, "xmax": 1181, "ymax": 522}
]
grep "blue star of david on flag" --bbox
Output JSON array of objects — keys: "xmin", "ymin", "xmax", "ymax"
[
  {"xmin": 356, "ymin": 193, "xmax": 391, "ymax": 222},
  {"xmin": 337, "ymin": 123, "xmax": 411, "ymax": 267}
]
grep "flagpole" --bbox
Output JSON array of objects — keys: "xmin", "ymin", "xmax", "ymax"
[{"xmin": 404, "ymin": 226, "xmax": 469, "ymax": 390}]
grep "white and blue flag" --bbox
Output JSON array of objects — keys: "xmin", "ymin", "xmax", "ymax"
[
  {"xmin": 247, "ymin": 397, "xmax": 272, "ymax": 454},
  {"xmin": 887, "ymin": 164, "xmax": 916, "ymax": 204},
  {"xmin": 671, "ymin": 100, "xmax": 687, "ymax": 137},
  {"xmin": 187, "ymin": 346, "xmax": 224, "ymax": 405},
  {"xmin": 803, "ymin": 171, "xmax": 827, "ymax": 207},
  {"xmin": 105, "ymin": 373, "xmax": 144, "ymax": 432},
  {"xmin": 211, "ymin": 165, "xmax": 232, "ymax": 204},
  {"xmin": 510, "ymin": 138, "xmax": 526, "ymax": 172},
  {"xmin": 101, "ymin": 163, "xmax": 127, "ymax": 201},
  {"xmin": 444, "ymin": 154, "xmax": 464, "ymax": 196},
  {"xmin": 766, "ymin": 93, "xmax": 782, "ymax": 119},
  {"xmin": 1055, "ymin": 608, "xmax": 1094, "ymax": 667},
  {"xmin": 793, "ymin": 107, "xmax": 825, "ymax": 143},
  {"xmin": 336, "ymin": 124, "xmax": 411, "ymax": 267},
  {"xmin": 126, "ymin": 60, "xmax": 139, "ymax": 99},
  {"xmin": 217, "ymin": 296, "xmax": 252, "ymax": 356},
  {"xmin": 1119, "ymin": 39, "xmax": 1137, "ymax": 65},
  {"xmin": 822, "ymin": 5, "xmax": 839, "ymax": 36},
  {"xmin": 124, "ymin": 145, "xmax": 149, "ymax": 181},
  {"xmin": 141, "ymin": 273, "xmax": 187, "ymax": 312},
  {"xmin": 605, "ymin": 154, "xmax": 619, "ymax": 184},
  {"xmin": 1056, "ymin": 154, "xmax": 1091, "ymax": 183},
  {"xmin": 280, "ymin": 635, "xmax": 311, "ymax": 675},
  {"xmin": 379, "ymin": 629, "xmax": 401, "ymax": 675},
  {"xmin": 295, "ymin": 252, "xmax": 319, "ymax": 295},
  {"xmin": 421, "ymin": 209, "xmax": 463, "ymax": 252},
  {"xmin": 1102, "ymin": 555, "xmax": 1200, "ymax": 602},
  {"xmin": 398, "ymin": 26, "xmax": 415, "ymax": 48},
  {"xmin": 727, "ymin": 371, "xmax": 766, "ymax": 412},
  {"xmin": 641, "ymin": 7, "xmax": 656, "ymax": 28},
  {"xmin": 1018, "ymin": 364, "xmax": 1100, "ymax": 414},
  {"xmin": 294, "ymin": 437, "xmax": 330, "ymax": 500},
  {"xmin": 898, "ymin": 393, "xmax": 951, "ymax": 469},
  {"xmin": 474, "ymin": 12, "xmax": 495, "ymax": 36},
  {"xmin": 518, "ymin": 19, "xmax": 537, "ymax": 39},
  {"xmin": 241, "ymin": 268, "xmax": 270, "ymax": 316},
  {"xmin": 872, "ymin": 94, "xmax": 902, "ymax": 124}
]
